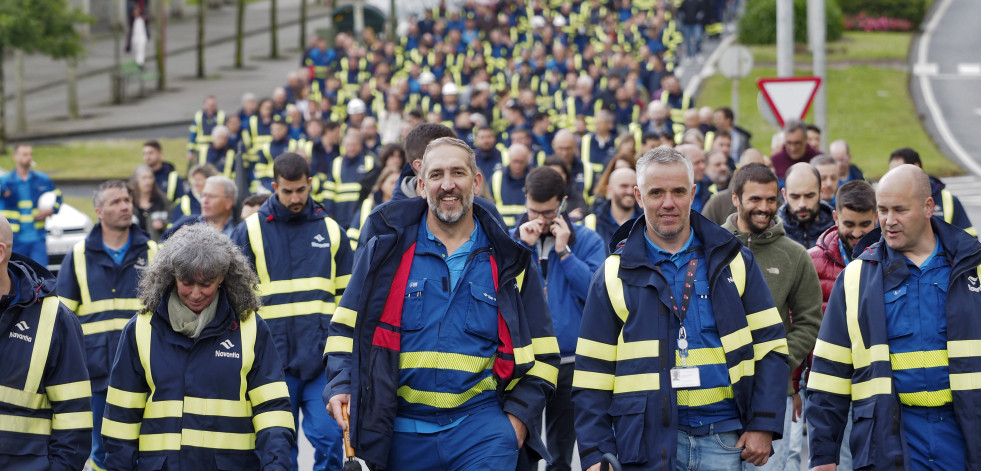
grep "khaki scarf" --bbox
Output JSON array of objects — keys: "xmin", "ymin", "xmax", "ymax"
[{"xmin": 168, "ymin": 291, "xmax": 219, "ymax": 339}]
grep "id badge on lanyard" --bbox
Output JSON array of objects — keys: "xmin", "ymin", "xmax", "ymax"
[{"xmin": 663, "ymin": 258, "xmax": 701, "ymax": 389}]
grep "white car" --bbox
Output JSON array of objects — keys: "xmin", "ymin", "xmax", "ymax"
[{"xmin": 44, "ymin": 198, "xmax": 94, "ymax": 274}]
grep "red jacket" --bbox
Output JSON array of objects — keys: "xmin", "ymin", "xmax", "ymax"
[{"xmin": 807, "ymin": 226, "xmax": 847, "ymax": 313}]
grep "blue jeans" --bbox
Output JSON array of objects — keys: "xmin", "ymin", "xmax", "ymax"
[
  {"xmin": 90, "ymin": 390, "xmax": 107, "ymax": 470},
  {"xmin": 681, "ymin": 22, "xmax": 703, "ymax": 58},
  {"xmin": 677, "ymin": 429, "xmax": 743, "ymax": 471},
  {"xmin": 387, "ymin": 405, "xmax": 519, "ymax": 471},
  {"xmin": 284, "ymin": 373, "xmax": 342, "ymax": 471},
  {"xmin": 13, "ymin": 237, "xmax": 47, "ymax": 267}
]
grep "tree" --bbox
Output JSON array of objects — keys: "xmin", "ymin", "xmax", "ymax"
[
  {"xmin": 197, "ymin": 0, "xmax": 206, "ymax": 78},
  {"xmin": 270, "ymin": 0, "xmax": 279, "ymax": 58},
  {"xmin": 235, "ymin": 0, "xmax": 246, "ymax": 68},
  {"xmin": 0, "ymin": 0, "xmax": 89, "ymax": 152}
]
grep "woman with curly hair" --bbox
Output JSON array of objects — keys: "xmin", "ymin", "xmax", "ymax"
[{"xmin": 101, "ymin": 224, "xmax": 295, "ymax": 471}]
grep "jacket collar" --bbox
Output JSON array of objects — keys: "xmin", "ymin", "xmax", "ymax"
[
  {"xmin": 258, "ymin": 194, "xmax": 326, "ymax": 223},
  {"xmin": 6, "ymin": 254, "xmax": 56, "ymax": 307},
  {"xmin": 721, "ymin": 213, "xmax": 786, "ymax": 247},
  {"xmin": 858, "ymin": 217, "xmax": 981, "ymax": 282},
  {"xmin": 815, "ymin": 225, "xmax": 847, "ymax": 267}
]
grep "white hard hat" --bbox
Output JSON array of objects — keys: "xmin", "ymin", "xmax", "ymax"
[
  {"xmin": 347, "ymin": 98, "xmax": 366, "ymax": 115},
  {"xmin": 553, "ymin": 16, "xmax": 567, "ymax": 28},
  {"xmin": 442, "ymin": 82, "xmax": 459, "ymax": 95},
  {"xmin": 419, "ymin": 71, "xmax": 436, "ymax": 85}
]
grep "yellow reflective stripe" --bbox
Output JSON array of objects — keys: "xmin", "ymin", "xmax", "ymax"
[
  {"xmin": 135, "ymin": 314, "xmax": 155, "ymax": 393},
  {"xmin": 676, "ymin": 386, "xmax": 734, "ymax": 407},
  {"xmin": 604, "ymin": 256, "xmax": 628, "ymax": 323},
  {"xmin": 942, "ymin": 189, "xmax": 953, "ymax": 224},
  {"xmin": 399, "ymin": 351, "xmax": 493, "ymax": 373},
  {"xmin": 140, "ymin": 433, "xmax": 183, "ymax": 451},
  {"xmin": 746, "ymin": 307, "xmax": 781, "ymax": 331},
  {"xmin": 257, "ymin": 277, "xmax": 335, "ymax": 297},
  {"xmin": 720, "ymin": 327, "xmax": 752, "ymax": 353},
  {"xmin": 498, "ymin": 205, "xmax": 526, "ymax": 214},
  {"xmin": 102, "ymin": 418, "xmax": 142, "ymax": 440},
  {"xmin": 950, "ymin": 372, "xmax": 981, "ymax": 390},
  {"xmin": 813, "ymin": 339, "xmax": 852, "ymax": 365},
  {"xmin": 332, "ymin": 307, "xmax": 357, "ymax": 328},
  {"xmin": 25, "ymin": 298, "xmax": 59, "ymax": 394},
  {"xmin": 147, "ymin": 241, "xmax": 158, "ymax": 263},
  {"xmin": 618, "ymin": 339, "xmax": 659, "ymax": 361},
  {"xmin": 72, "ymin": 241, "xmax": 88, "ymax": 305},
  {"xmin": 397, "ymin": 376, "xmax": 497, "ymax": 409},
  {"xmin": 890, "ymin": 350, "xmax": 948, "ymax": 370},
  {"xmin": 0, "ymin": 384, "xmax": 49, "ymax": 410},
  {"xmin": 52, "ymin": 411, "xmax": 93, "ymax": 430},
  {"xmin": 577, "ymin": 338, "xmax": 617, "ymax": 362},
  {"xmin": 248, "ymin": 382, "xmax": 290, "ymax": 406},
  {"xmin": 613, "ymin": 373, "xmax": 660, "ymax": 394},
  {"xmin": 336, "ymin": 274, "xmax": 351, "ymax": 291},
  {"xmin": 851, "ymin": 377, "xmax": 892, "ymax": 400},
  {"xmin": 245, "ymin": 215, "xmax": 270, "ymax": 284},
  {"xmin": 46, "ymin": 381, "xmax": 91, "ymax": 402},
  {"xmin": 324, "ymin": 335, "xmax": 353, "ymax": 354},
  {"xmin": 253, "ymin": 410, "xmax": 295, "ymax": 432},
  {"xmin": 807, "ymin": 371, "xmax": 852, "ymax": 396},
  {"xmin": 515, "ymin": 270, "xmax": 526, "ymax": 293},
  {"xmin": 326, "ymin": 218, "xmax": 341, "ymax": 287},
  {"xmin": 532, "ymin": 336, "xmax": 559, "ymax": 355},
  {"xmin": 729, "ymin": 252, "xmax": 746, "ymax": 296},
  {"xmin": 145, "ymin": 400, "xmax": 183, "ymax": 419},
  {"xmin": 78, "ymin": 298, "xmax": 143, "ymax": 316},
  {"xmin": 674, "ymin": 347, "xmax": 725, "ymax": 366},
  {"xmin": 525, "ymin": 360, "xmax": 558, "ymax": 384},
  {"xmin": 239, "ymin": 315, "xmax": 257, "ymax": 408},
  {"xmin": 728, "ymin": 359, "xmax": 754, "ymax": 384},
  {"xmin": 17, "ymin": 200, "xmax": 33, "ymax": 209},
  {"xmin": 257, "ymin": 301, "xmax": 335, "ymax": 320},
  {"xmin": 513, "ymin": 343, "xmax": 535, "ymax": 366},
  {"xmin": 948, "ymin": 340, "xmax": 981, "ymax": 358},
  {"xmin": 753, "ymin": 339, "xmax": 789, "ymax": 359},
  {"xmin": 184, "ymin": 397, "xmax": 251, "ymax": 417},
  {"xmin": 59, "ymin": 296, "xmax": 79, "ymax": 312},
  {"xmin": 0, "ymin": 414, "xmax": 51, "ymax": 435},
  {"xmin": 333, "ymin": 193, "xmax": 361, "ymax": 202},
  {"xmin": 106, "ymin": 387, "xmax": 147, "ymax": 409},
  {"xmin": 167, "ymin": 172, "xmax": 178, "ymax": 201},
  {"xmin": 898, "ymin": 389, "xmax": 952, "ymax": 407},
  {"xmin": 81, "ymin": 317, "xmax": 133, "ymax": 336},
  {"xmin": 843, "ymin": 261, "xmax": 891, "ymax": 369},
  {"xmin": 492, "ymin": 171, "xmax": 504, "ymax": 206},
  {"xmin": 573, "ymin": 370, "xmax": 614, "ymax": 390}
]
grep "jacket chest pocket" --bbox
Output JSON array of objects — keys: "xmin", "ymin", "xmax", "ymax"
[
  {"xmin": 693, "ymin": 281, "xmax": 716, "ymax": 334},
  {"xmin": 465, "ymin": 283, "xmax": 499, "ymax": 341},
  {"xmin": 400, "ymin": 280, "xmax": 427, "ymax": 332},
  {"xmin": 884, "ymin": 285, "xmax": 911, "ymax": 339},
  {"xmin": 930, "ymin": 282, "xmax": 948, "ymax": 334}
]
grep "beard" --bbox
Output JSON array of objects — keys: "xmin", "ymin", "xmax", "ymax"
[
  {"xmin": 739, "ymin": 207, "xmax": 775, "ymax": 235},
  {"xmin": 428, "ymin": 189, "xmax": 474, "ymax": 225}
]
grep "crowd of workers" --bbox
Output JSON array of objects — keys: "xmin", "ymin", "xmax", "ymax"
[{"xmin": 2, "ymin": 0, "xmax": 980, "ymax": 470}]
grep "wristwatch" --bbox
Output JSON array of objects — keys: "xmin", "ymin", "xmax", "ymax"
[{"xmin": 557, "ymin": 247, "xmax": 572, "ymax": 258}]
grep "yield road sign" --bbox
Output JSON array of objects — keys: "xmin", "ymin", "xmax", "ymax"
[{"xmin": 757, "ymin": 77, "xmax": 822, "ymax": 127}]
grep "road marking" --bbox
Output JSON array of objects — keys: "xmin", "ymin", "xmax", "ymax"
[
  {"xmin": 958, "ymin": 63, "xmax": 981, "ymax": 75},
  {"xmin": 914, "ymin": 63, "xmax": 938, "ymax": 75},
  {"xmin": 916, "ymin": 0, "xmax": 981, "ymax": 177}
]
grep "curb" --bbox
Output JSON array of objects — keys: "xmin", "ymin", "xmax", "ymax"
[{"xmin": 18, "ymin": 119, "xmax": 189, "ymax": 142}]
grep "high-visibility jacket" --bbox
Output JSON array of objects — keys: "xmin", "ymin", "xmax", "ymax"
[
  {"xmin": 231, "ymin": 196, "xmax": 353, "ymax": 381},
  {"xmin": 253, "ymin": 138, "xmax": 298, "ymax": 193},
  {"xmin": 198, "ymin": 144, "xmax": 236, "ymax": 177},
  {"xmin": 324, "ymin": 197, "xmax": 559, "ymax": 466},
  {"xmin": 327, "ymin": 153, "xmax": 374, "ymax": 230},
  {"xmin": 57, "ymin": 224, "xmax": 157, "ymax": 393},
  {"xmin": 0, "ymin": 255, "xmax": 92, "ymax": 470},
  {"xmin": 580, "ymin": 132, "xmax": 617, "ymax": 176},
  {"xmin": 583, "ymin": 200, "xmax": 641, "ymax": 253},
  {"xmin": 930, "ymin": 176, "xmax": 977, "ymax": 237},
  {"xmin": 101, "ymin": 293, "xmax": 295, "ymax": 471},
  {"xmin": 345, "ymin": 195, "xmax": 377, "ymax": 251},
  {"xmin": 245, "ymin": 115, "xmax": 274, "ymax": 157},
  {"xmin": 807, "ymin": 218, "xmax": 981, "ymax": 470},
  {"xmin": 0, "ymin": 170, "xmax": 62, "ymax": 236},
  {"xmin": 490, "ymin": 168, "xmax": 528, "ymax": 228},
  {"xmin": 187, "ymin": 109, "xmax": 225, "ymax": 152},
  {"xmin": 658, "ymin": 89, "xmax": 693, "ymax": 124},
  {"xmin": 572, "ymin": 213, "xmax": 789, "ymax": 470},
  {"xmin": 169, "ymin": 193, "xmax": 201, "ymax": 223},
  {"xmin": 151, "ymin": 162, "xmax": 185, "ymax": 202}
]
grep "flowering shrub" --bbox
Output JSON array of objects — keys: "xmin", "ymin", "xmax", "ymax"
[{"xmin": 844, "ymin": 13, "xmax": 914, "ymax": 32}]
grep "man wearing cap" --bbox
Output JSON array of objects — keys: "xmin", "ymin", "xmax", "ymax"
[
  {"xmin": 441, "ymin": 83, "xmax": 461, "ymax": 125},
  {"xmin": 346, "ymin": 99, "xmax": 368, "ymax": 130}
]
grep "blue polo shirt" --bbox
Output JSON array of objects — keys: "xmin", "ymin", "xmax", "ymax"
[{"xmin": 644, "ymin": 230, "xmax": 741, "ymax": 432}]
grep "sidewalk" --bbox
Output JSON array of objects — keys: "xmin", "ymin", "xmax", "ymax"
[{"xmin": 3, "ymin": 0, "xmax": 336, "ymax": 140}]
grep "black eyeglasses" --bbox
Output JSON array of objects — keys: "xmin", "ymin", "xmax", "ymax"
[{"xmin": 527, "ymin": 207, "xmax": 560, "ymax": 219}]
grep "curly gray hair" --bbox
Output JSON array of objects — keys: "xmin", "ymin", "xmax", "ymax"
[{"xmin": 138, "ymin": 224, "xmax": 261, "ymax": 319}]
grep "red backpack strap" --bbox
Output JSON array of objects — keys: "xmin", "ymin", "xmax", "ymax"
[
  {"xmin": 489, "ymin": 255, "xmax": 515, "ymax": 380},
  {"xmin": 371, "ymin": 243, "xmax": 417, "ymax": 351}
]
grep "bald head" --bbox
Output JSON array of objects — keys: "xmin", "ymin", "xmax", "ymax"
[
  {"xmin": 739, "ymin": 148, "xmax": 765, "ymax": 166},
  {"xmin": 880, "ymin": 164, "xmax": 932, "ymax": 201},
  {"xmin": 677, "ymin": 144, "xmax": 706, "ymax": 181}
]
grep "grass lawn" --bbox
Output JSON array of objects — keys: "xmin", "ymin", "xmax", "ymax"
[
  {"xmin": 746, "ymin": 31, "xmax": 913, "ymax": 64},
  {"xmin": 24, "ymin": 138, "xmax": 188, "ymax": 181},
  {"xmin": 698, "ymin": 32, "xmax": 959, "ymax": 180}
]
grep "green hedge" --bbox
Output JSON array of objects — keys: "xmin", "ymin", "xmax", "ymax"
[
  {"xmin": 839, "ymin": 0, "xmax": 927, "ymax": 27},
  {"xmin": 738, "ymin": 0, "xmax": 844, "ymax": 45}
]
